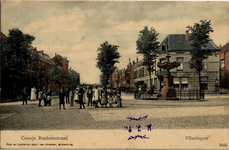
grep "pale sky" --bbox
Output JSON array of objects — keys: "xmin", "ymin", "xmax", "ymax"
[{"xmin": 2, "ymin": 1, "xmax": 228, "ymax": 84}]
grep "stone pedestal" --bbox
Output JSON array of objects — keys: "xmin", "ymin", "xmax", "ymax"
[{"xmin": 160, "ymin": 74, "xmax": 178, "ymax": 100}]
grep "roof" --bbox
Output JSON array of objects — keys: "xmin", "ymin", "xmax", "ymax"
[
  {"xmin": 0, "ymin": 32, "xmax": 7, "ymax": 43},
  {"xmin": 52, "ymin": 53, "xmax": 69, "ymax": 62},
  {"xmin": 221, "ymin": 42, "xmax": 229, "ymax": 54},
  {"xmin": 37, "ymin": 50, "xmax": 55, "ymax": 64},
  {"xmin": 158, "ymin": 34, "xmax": 218, "ymax": 51}
]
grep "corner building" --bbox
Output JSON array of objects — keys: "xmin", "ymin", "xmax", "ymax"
[{"xmin": 155, "ymin": 34, "xmax": 219, "ymax": 94}]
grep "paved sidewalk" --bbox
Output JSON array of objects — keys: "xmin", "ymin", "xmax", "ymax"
[{"xmin": 0, "ymin": 94, "xmax": 228, "ymax": 130}]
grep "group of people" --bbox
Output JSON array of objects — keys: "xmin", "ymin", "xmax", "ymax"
[
  {"xmin": 58, "ymin": 84, "xmax": 123, "ymax": 110},
  {"xmin": 21, "ymin": 84, "xmax": 123, "ymax": 110},
  {"xmin": 22, "ymin": 86, "xmax": 52, "ymax": 107}
]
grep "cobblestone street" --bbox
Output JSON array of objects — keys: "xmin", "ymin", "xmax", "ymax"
[{"xmin": 1, "ymin": 94, "xmax": 228, "ymax": 130}]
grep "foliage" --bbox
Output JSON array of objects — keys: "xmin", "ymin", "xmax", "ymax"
[
  {"xmin": 49, "ymin": 60, "xmax": 62, "ymax": 84},
  {"xmin": 136, "ymin": 26, "xmax": 159, "ymax": 92},
  {"xmin": 187, "ymin": 20, "xmax": 214, "ymax": 72},
  {"xmin": 67, "ymin": 68, "xmax": 80, "ymax": 90},
  {"xmin": 2, "ymin": 28, "xmax": 36, "ymax": 77},
  {"xmin": 186, "ymin": 20, "xmax": 214, "ymax": 99},
  {"xmin": 96, "ymin": 41, "xmax": 121, "ymax": 87},
  {"xmin": 1, "ymin": 28, "xmax": 37, "ymax": 99}
]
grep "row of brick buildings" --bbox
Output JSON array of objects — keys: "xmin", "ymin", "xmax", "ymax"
[
  {"xmin": 1, "ymin": 31, "xmax": 69, "ymax": 99},
  {"xmin": 110, "ymin": 33, "xmax": 229, "ymax": 94}
]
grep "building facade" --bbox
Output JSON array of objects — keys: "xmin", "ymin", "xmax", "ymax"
[
  {"xmin": 156, "ymin": 34, "xmax": 219, "ymax": 94},
  {"xmin": 220, "ymin": 42, "xmax": 229, "ymax": 92},
  {"xmin": 51, "ymin": 53, "xmax": 69, "ymax": 91},
  {"xmin": 37, "ymin": 50, "xmax": 55, "ymax": 91},
  {"xmin": 1, "ymin": 31, "xmax": 71, "ymax": 100},
  {"xmin": 132, "ymin": 34, "xmax": 220, "ymax": 94}
]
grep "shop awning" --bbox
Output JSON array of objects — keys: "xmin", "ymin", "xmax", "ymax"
[
  {"xmin": 173, "ymin": 78, "xmax": 180, "ymax": 84},
  {"xmin": 181, "ymin": 78, "xmax": 188, "ymax": 84}
]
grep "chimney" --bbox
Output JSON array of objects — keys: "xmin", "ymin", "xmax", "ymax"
[{"xmin": 185, "ymin": 30, "xmax": 189, "ymax": 43}]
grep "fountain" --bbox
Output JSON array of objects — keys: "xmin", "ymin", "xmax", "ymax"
[{"xmin": 157, "ymin": 54, "xmax": 180, "ymax": 100}]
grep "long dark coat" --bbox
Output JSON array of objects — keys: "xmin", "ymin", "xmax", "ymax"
[{"xmin": 59, "ymin": 92, "xmax": 65, "ymax": 104}]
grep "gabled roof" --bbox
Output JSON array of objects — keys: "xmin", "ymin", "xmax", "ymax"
[
  {"xmin": 0, "ymin": 32, "xmax": 7, "ymax": 43},
  {"xmin": 221, "ymin": 42, "xmax": 229, "ymax": 54},
  {"xmin": 158, "ymin": 34, "xmax": 218, "ymax": 51}
]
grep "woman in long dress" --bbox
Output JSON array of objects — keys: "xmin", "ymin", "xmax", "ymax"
[
  {"xmin": 92, "ymin": 85, "xmax": 99, "ymax": 108},
  {"xmin": 100, "ymin": 86, "xmax": 108, "ymax": 108},
  {"xmin": 30, "ymin": 86, "xmax": 37, "ymax": 101},
  {"xmin": 74, "ymin": 86, "xmax": 79, "ymax": 103}
]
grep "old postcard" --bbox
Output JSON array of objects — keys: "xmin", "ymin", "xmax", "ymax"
[{"xmin": 1, "ymin": 0, "xmax": 228, "ymax": 149}]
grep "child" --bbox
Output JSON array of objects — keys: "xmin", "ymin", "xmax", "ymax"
[{"xmin": 108, "ymin": 93, "xmax": 113, "ymax": 108}]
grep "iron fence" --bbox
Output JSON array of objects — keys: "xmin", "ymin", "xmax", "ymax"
[{"xmin": 134, "ymin": 89, "xmax": 205, "ymax": 100}]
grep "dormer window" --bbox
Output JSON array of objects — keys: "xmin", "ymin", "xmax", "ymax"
[{"xmin": 162, "ymin": 45, "xmax": 166, "ymax": 51}]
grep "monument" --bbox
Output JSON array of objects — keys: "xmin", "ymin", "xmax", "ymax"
[{"xmin": 158, "ymin": 54, "xmax": 180, "ymax": 100}]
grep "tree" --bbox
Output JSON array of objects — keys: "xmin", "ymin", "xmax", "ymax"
[
  {"xmin": 49, "ymin": 60, "xmax": 62, "ymax": 89},
  {"xmin": 67, "ymin": 68, "xmax": 80, "ymax": 90},
  {"xmin": 96, "ymin": 41, "xmax": 121, "ymax": 87},
  {"xmin": 1, "ymin": 28, "xmax": 36, "ymax": 98},
  {"xmin": 136, "ymin": 26, "xmax": 159, "ymax": 93},
  {"xmin": 186, "ymin": 20, "xmax": 214, "ymax": 99}
]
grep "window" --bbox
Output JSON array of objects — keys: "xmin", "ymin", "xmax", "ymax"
[
  {"xmin": 160, "ymin": 58, "xmax": 166, "ymax": 71},
  {"xmin": 139, "ymin": 67, "xmax": 144, "ymax": 78},
  {"xmin": 181, "ymin": 78, "xmax": 188, "ymax": 90},
  {"xmin": 200, "ymin": 77, "xmax": 208, "ymax": 90},
  {"xmin": 154, "ymin": 78, "xmax": 157, "ymax": 88},
  {"xmin": 221, "ymin": 59, "xmax": 225, "ymax": 69},
  {"xmin": 203, "ymin": 59, "xmax": 207, "ymax": 70},
  {"xmin": 160, "ymin": 58, "xmax": 166, "ymax": 63},
  {"xmin": 134, "ymin": 71, "xmax": 137, "ymax": 79},
  {"xmin": 177, "ymin": 58, "xmax": 183, "ymax": 71},
  {"xmin": 173, "ymin": 78, "xmax": 180, "ymax": 89},
  {"xmin": 162, "ymin": 45, "xmax": 166, "ymax": 51},
  {"xmin": 138, "ymin": 68, "xmax": 144, "ymax": 78}
]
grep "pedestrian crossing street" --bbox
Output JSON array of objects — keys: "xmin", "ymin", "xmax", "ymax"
[{"xmin": 88, "ymin": 106, "xmax": 228, "ymax": 121}]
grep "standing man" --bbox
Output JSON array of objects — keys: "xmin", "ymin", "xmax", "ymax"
[
  {"xmin": 87, "ymin": 86, "xmax": 93, "ymax": 106},
  {"xmin": 22, "ymin": 87, "xmax": 28, "ymax": 105},
  {"xmin": 59, "ymin": 89, "xmax": 65, "ymax": 110},
  {"xmin": 65, "ymin": 88, "xmax": 69, "ymax": 104},
  {"xmin": 38, "ymin": 89, "xmax": 43, "ymax": 107},
  {"xmin": 78, "ymin": 85, "xmax": 85, "ymax": 109}
]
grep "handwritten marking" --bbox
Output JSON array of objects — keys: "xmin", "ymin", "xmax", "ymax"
[
  {"xmin": 124, "ymin": 125, "xmax": 132, "ymax": 133},
  {"xmin": 128, "ymin": 135, "xmax": 149, "ymax": 140},
  {"xmin": 126, "ymin": 115, "xmax": 148, "ymax": 121},
  {"xmin": 136, "ymin": 125, "xmax": 141, "ymax": 132},
  {"xmin": 145, "ymin": 124, "xmax": 152, "ymax": 131},
  {"xmin": 81, "ymin": 36, "xmax": 85, "ymax": 40}
]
